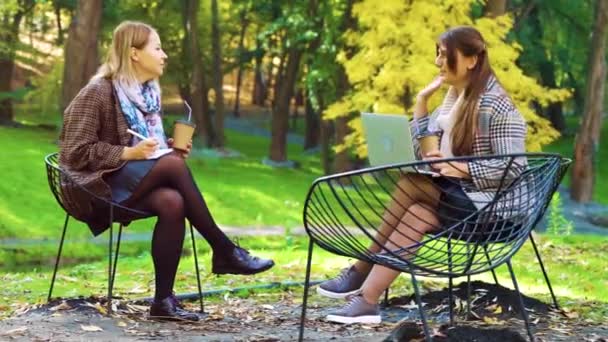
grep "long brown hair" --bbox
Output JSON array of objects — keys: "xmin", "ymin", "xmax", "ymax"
[{"xmin": 437, "ymin": 26, "xmax": 493, "ymax": 156}]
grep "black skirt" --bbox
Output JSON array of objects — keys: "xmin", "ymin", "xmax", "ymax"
[
  {"xmin": 106, "ymin": 159, "xmax": 157, "ymax": 203},
  {"xmin": 433, "ymin": 177, "xmax": 521, "ymax": 242}
]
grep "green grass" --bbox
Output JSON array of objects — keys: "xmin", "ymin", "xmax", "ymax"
[
  {"xmin": 0, "ymin": 234, "xmax": 606, "ymax": 321},
  {"xmin": 0, "ymin": 124, "xmax": 323, "ymax": 242},
  {"xmin": 543, "ymin": 115, "xmax": 608, "ymax": 204}
]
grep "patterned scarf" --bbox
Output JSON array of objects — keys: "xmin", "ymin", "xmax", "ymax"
[{"xmin": 113, "ymin": 79, "xmax": 168, "ymax": 148}]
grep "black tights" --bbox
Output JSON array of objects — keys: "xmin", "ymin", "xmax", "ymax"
[{"xmin": 121, "ymin": 153, "xmax": 235, "ymax": 301}]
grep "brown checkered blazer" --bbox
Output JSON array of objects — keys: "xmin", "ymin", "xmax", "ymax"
[{"xmin": 59, "ymin": 77, "xmax": 132, "ymax": 235}]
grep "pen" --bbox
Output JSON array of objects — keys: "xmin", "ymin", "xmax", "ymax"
[{"xmin": 126, "ymin": 129, "xmax": 148, "ymax": 140}]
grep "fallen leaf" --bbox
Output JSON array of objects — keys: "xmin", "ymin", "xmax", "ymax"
[
  {"xmin": 0, "ymin": 326, "xmax": 27, "ymax": 336},
  {"xmin": 117, "ymin": 321, "xmax": 127, "ymax": 327},
  {"xmin": 50, "ymin": 301, "xmax": 72, "ymax": 311},
  {"xmin": 80, "ymin": 325, "xmax": 103, "ymax": 332},
  {"xmin": 483, "ymin": 316, "xmax": 499, "ymax": 324}
]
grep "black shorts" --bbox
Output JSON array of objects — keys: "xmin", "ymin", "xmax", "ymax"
[{"xmin": 433, "ymin": 177, "xmax": 521, "ymax": 242}]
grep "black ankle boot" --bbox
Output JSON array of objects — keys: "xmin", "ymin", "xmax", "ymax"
[
  {"xmin": 149, "ymin": 297, "xmax": 200, "ymax": 321},
  {"xmin": 212, "ymin": 247, "xmax": 274, "ymax": 275}
]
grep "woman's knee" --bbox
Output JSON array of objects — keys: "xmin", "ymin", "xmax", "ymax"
[
  {"xmin": 154, "ymin": 188, "xmax": 185, "ymax": 218},
  {"xmin": 396, "ymin": 175, "xmax": 438, "ymax": 198},
  {"xmin": 157, "ymin": 153, "xmax": 188, "ymax": 174},
  {"xmin": 403, "ymin": 203, "xmax": 439, "ymax": 230}
]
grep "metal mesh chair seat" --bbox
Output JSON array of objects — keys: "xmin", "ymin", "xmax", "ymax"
[
  {"xmin": 45, "ymin": 152, "xmax": 205, "ymax": 314},
  {"xmin": 299, "ymin": 153, "xmax": 571, "ymax": 342}
]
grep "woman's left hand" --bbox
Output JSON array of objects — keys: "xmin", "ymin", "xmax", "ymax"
[
  {"xmin": 166, "ymin": 138, "xmax": 193, "ymax": 159},
  {"xmin": 423, "ymin": 151, "xmax": 470, "ymax": 179}
]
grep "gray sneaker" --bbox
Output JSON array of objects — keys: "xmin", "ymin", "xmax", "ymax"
[
  {"xmin": 317, "ymin": 266, "xmax": 367, "ymax": 299},
  {"xmin": 326, "ymin": 294, "xmax": 381, "ymax": 324}
]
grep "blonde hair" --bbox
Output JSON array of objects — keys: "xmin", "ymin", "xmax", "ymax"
[{"xmin": 93, "ymin": 21, "xmax": 157, "ymax": 85}]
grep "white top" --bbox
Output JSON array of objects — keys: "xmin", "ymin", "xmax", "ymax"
[{"xmin": 434, "ymin": 87, "xmax": 464, "ymax": 158}]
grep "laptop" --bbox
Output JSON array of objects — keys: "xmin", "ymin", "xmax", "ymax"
[{"xmin": 361, "ymin": 112, "xmax": 439, "ymax": 176}]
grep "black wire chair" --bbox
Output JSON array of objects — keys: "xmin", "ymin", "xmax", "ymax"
[
  {"xmin": 45, "ymin": 152, "xmax": 204, "ymax": 314},
  {"xmin": 298, "ymin": 153, "xmax": 571, "ymax": 342}
]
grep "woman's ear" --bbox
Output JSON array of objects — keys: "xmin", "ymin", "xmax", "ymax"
[
  {"xmin": 130, "ymin": 47, "xmax": 139, "ymax": 62},
  {"xmin": 467, "ymin": 55, "xmax": 478, "ymax": 70}
]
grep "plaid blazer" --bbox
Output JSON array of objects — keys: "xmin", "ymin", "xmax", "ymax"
[
  {"xmin": 59, "ymin": 77, "xmax": 132, "ymax": 235},
  {"xmin": 411, "ymin": 76, "xmax": 529, "ymax": 217}
]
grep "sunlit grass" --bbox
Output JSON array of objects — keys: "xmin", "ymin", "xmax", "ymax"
[
  {"xmin": 0, "ymin": 125, "xmax": 322, "ymax": 243},
  {"xmin": 1, "ymin": 235, "xmax": 606, "ymax": 321}
]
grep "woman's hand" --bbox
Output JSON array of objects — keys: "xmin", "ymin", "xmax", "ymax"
[
  {"xmin": 424, "ymin": 150, "xmax": 470, "ymax": 179},
  {"xmin": 417, "ymin": 75, "xmax": 445, "ymax": 101},
  {"xmin": 414, "ymin": 75, "xmax": 445, "ymax": 119},
  {"xmin": 122, "ymin": 138, "xmax": 159, "ymax": 160},
  {"xmin": 167, "ymin": 138, "xmax": 193, "ymax": 159}
]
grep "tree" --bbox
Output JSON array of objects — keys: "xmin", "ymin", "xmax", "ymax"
[
  {"xmin": 512, "ymin": 0, "xmax": 593, "ymax": 133},
  {"xmin": 61, "ymin": 0, "xmax": 102, "ymax": 112},
  {"xmin": 0, "ymin": 0, "xmax": 35, "ymax": 126},
  {"xmin": 183, "ymin": 0, "xmax": 215, "ymax": 147},
  {"xmin": 325, "ymin": 0, "xmax": 571, "ymax": 158},
  {"xmin": 210, "ymin": 0, "xmax": 226, "ymax": 148},
  {"xmin": 570, "ymin": 0, "xmax": 608, "ymax": 203},
  {"xmin": 233, "ymin": 5, "xmax": 249, "ymax": 118},
  {"xmin": 265, "ymin": 0, "xmax": 317, "ymax": 163}
]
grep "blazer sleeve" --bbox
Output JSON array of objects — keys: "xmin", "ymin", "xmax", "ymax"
[
  {"xmin": 60, "ymin": 83, "xmax": 125, "ymax": 172},
  {"xmin": 410, "ymin": 108, "xmax": 442, "ymax": 160},
  {"xmin": 467, "ymin": 97, "xmax": 527, "ymax": 190}
]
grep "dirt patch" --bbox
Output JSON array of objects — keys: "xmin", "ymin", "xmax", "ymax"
[{"xmin": 0, "ymin": 282, "xmax": 606, "ymax": 341}]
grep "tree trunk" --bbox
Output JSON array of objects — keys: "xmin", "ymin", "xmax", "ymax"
[
  {"xmin": 252, "ymin": 36, "xmax": 267, "ymax": 106},
  {"xmin": 269, "ymin": 47, "xmax": 302, "ymax": 162},
  {"xmin": 484, "ymin": 0, "xmax": 507, "ymax": 17},
  {"xmin": 320, "ymin": 119, "xmax": 332, "ymax": 174},
  {"xmin": 54, "ymin": 0, "xmax": 64, "ymax": 44},
  {"xmin": 233, "ymin": 9, "xmax": 248, "ymax": 118},
  {"xmin": 330, "ymin": 0, "xmax": 355, "ymax": 175},
  {"xmin": 61, "ymin": 0, "xmax": 102, "ymax": 112},
  {"xmin": 571, "ymin": 0, "xmax": 608, "ymax": 203},
  {"xmin": 184, "ymin": 0, "xmax": 215, "ymax": 147},
  {"xmin": 211, "ymin": 0, "xmax": 225, "ymax": 148},
  {"xmin": 0, "ymin": 2, "xmax": 33, "ymax": 126},
  {"xmin": 304, "ymin": 95, "xmax": 320, "ymax": 149},
  {"xmin": 538, "ymin": 61, "xmax": 566, "ymax": 132},
  {"xmin": 333, "ymin": 116, "xmax": 352, "ymax": 175}
]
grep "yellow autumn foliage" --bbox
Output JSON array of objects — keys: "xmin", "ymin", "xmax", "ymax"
[{"xmin": 325, "ymin": 0, "xmax": 571, "ymax": 156}]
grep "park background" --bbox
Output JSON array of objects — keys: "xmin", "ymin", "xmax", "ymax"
[{"xmin": 0, "ymin": 0, "xmax": 607, "ymax": 339}]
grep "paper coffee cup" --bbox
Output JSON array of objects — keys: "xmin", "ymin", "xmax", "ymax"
[
  {"xmin": 418, "ymin": 133, "xmax": 440, "ymax": 157},
  {"xmin": 173, "ymin": 120, "xmax": 196, "ymax": 151}
]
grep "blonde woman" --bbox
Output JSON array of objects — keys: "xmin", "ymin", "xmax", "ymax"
[
  {"xmin": 60, "ymin": 21, "xmax": 274, "ymax": 321},
  {"xmin": 317, "ymin": 26, "xmax": 527, "ymax": 324}
]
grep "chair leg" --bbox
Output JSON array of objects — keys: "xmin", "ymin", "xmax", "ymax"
[
  {"xmin": 189, "ymin": 222, "xmax": 204, "ymax": 313},
  {"xmin": 108, "ymin": 223, "xmax": 123, "ymax": 312},
  {"xmin": 466, "ymin": 275, "xmax": 472, "ymax": 320},
  {"xmin": 410, "ymin": 271, "xmax": 432, "ymax": 342},
  {"xmin": 382, "ymin": 288, "xmax": 390, "ymax": 307},
  {"xmin": 298, "ymin": 238, "xmax": 314, "ymax": 342},
  {"xmin": 48, "ymin": 214, "xmax": 70, "ymax": 302},
  {"xmin": 447, "ymin": 240, "xmax": 454, "ymax": 326},
  {"xmin": 529, "ymin": 233, "xmax": 559, "ymax": 309},
  {"xmin": 482, "ymin": 245, "xmax": 499, "ymax": 286},
  {"xmin": 107, "ymin": 206, "xmax": 115, "ymax": 314},
  {"xmin": 506, "ymin": 260, "xmax": 535, "ymax": 342}
]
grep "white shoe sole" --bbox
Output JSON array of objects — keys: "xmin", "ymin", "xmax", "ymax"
[
  {"xmin": 316, "ymin": 286, "xmax": 361, "ymax": 299},
  {"xmin": 325, "ymin": 314, "xmax": 381, "ymax": 324}
]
